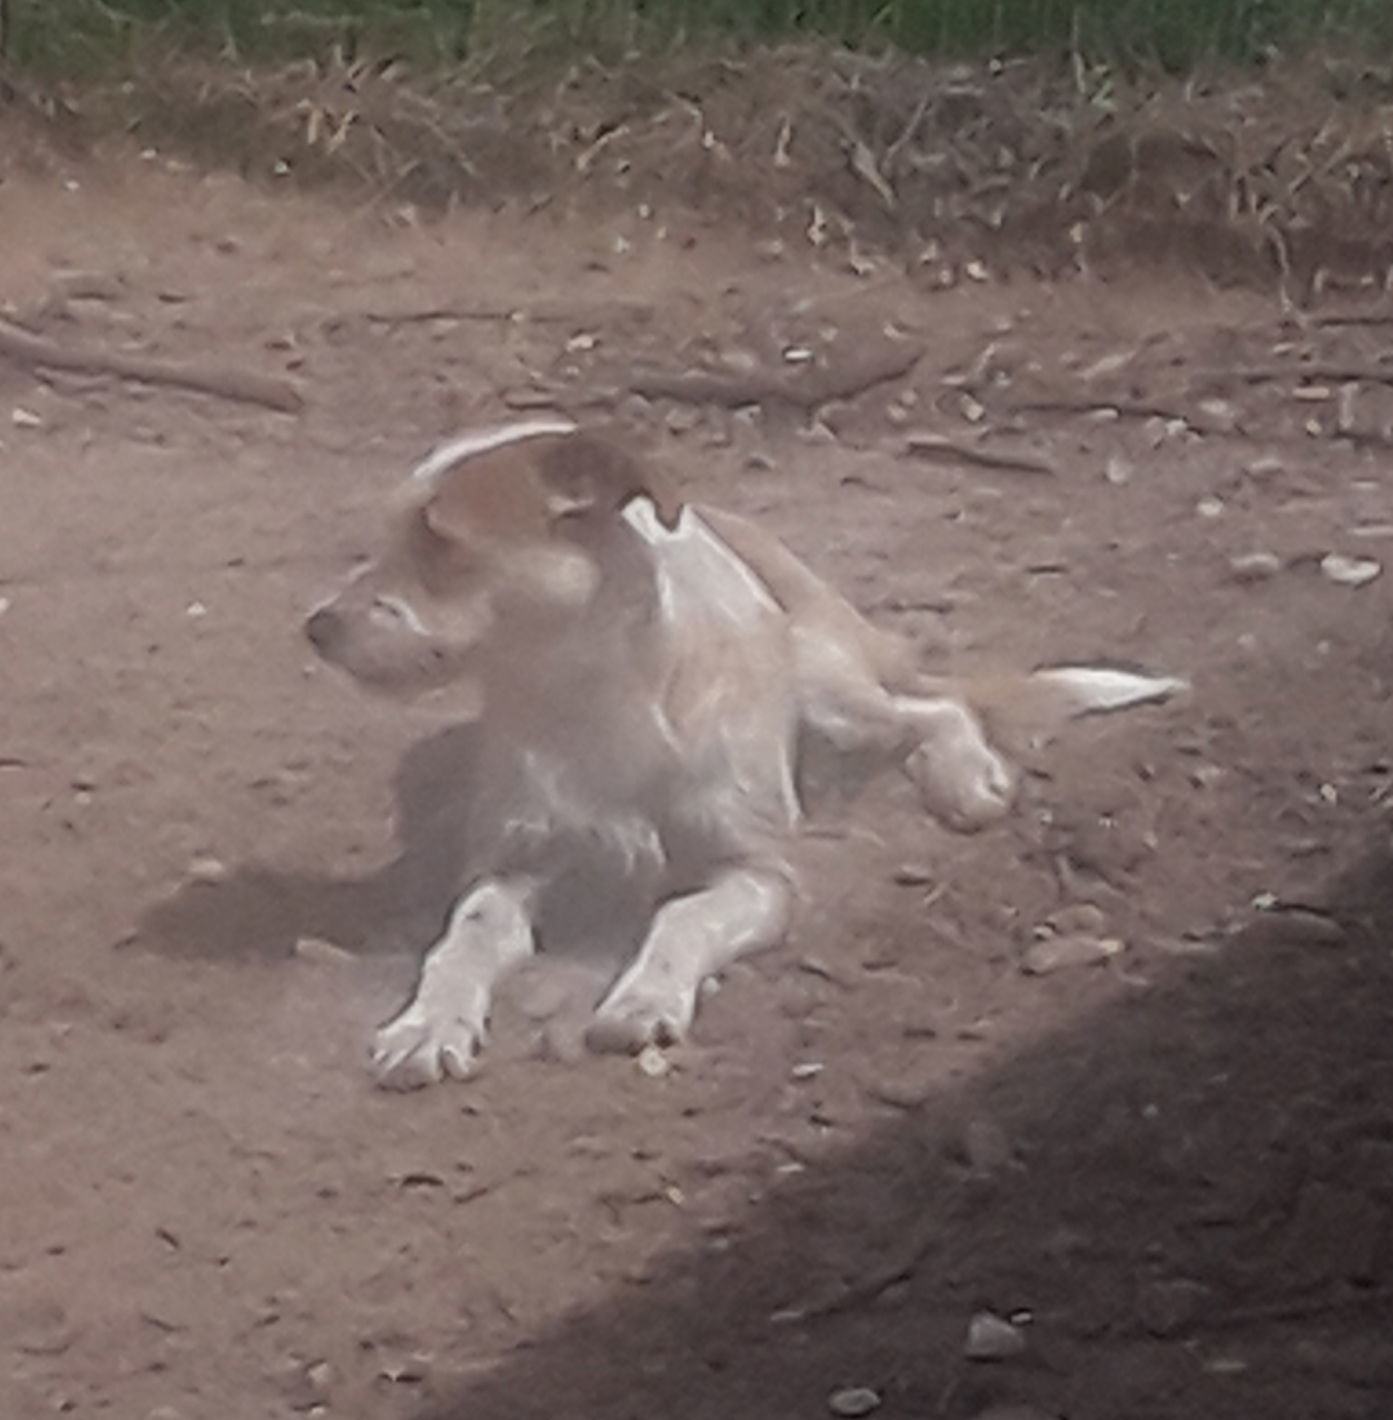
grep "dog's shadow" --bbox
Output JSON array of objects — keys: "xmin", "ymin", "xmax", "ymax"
[{"xmin": 137, "ymin": 724, "xmax": 482, "ymax": 964}]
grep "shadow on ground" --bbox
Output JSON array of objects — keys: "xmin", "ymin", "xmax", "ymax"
[
  {"xmin": 410, "ymin": 832, "xmax": 1393, "ymax": 1420},
  {"xmin": 136, "ymin": 723, "xmax": 481, "ymax": 961}
]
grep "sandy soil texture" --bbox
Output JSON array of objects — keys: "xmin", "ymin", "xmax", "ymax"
[{"xmin": 1, "ymin": 142, "xmax": 1391, "ymax": 1420}]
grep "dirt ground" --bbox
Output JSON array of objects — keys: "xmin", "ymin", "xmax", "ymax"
[{"xmin": 2, "ymin": 130, "xmax": 1392, "ymax": 1420}]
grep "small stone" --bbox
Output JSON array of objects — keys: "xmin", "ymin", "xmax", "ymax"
[
  {"xmin": 187, "ymin": 856, "xmax": 229, "ymax": 884},
  {"xmin": 1041, "ymin": 903, "xmax": 1107, "ymax": 937},
  {"xmin": 828, "ymin": 1386, "xmax": 882, "ymax": 1417},
  {"xmin": 1021, "ymin": 934, "xmax": 1124, "ymax": 975},
  {"xmin": 866, "ymin": 1077, "xmax": 931, "ymax": 1110},
  {"xmin": 1104, "ymin": 453, "xmax": 1133, "ymax": 485},
  {"xmin": 891, "ymin": 864, "xmax": 935, "ymax": 886},
  {"xmin": 965, "ymin": 1310, "xmax": 1027, "ymax": 1359},
  {"xmin": 791, "ymin": 1061, "xmax": 825, "ymax": 1080},
  {"xmin": 294, "ymin": 936, "xmax": 355, "ymax": 966},
  {"xmin": 636, "ymin": 1044, "xmax": 671, "ymax": 1078},
  {"xmin": 1195, "ymin": 495, "xmax": 1225, "ymax": 519},
  {"xmin": 1194, "ymin": 397, "xmax": 1239, "ymax": 433},
  {"xmin": 1321, "ymin": 553, "xmax": 1381, "ymax": 587},
  {"xmin": 1228, "ymin": 551, "xmax": 1282, "ymax": 582},
  {"xmin": 11, "ymin": 407, "xmax": 43, "ymax": 428}
]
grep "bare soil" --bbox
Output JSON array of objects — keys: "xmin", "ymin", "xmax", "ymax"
[{"xmin": 1, "ymin": 128, "xmax": 1391, "ymax": 1420}]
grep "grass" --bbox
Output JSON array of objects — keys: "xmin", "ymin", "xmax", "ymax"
[{"xmin": 5, "ymin": 0, "xmax": 1393, "ymax": 78}]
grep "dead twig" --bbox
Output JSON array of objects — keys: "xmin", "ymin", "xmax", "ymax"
[
  {"xmin": 626, "ymin": 340, "xmax": 924, "ymax": 412},
  {"xmin": 0, "ymin": 318, "xmax": 304, "ymax": 413},
  {"xmin": 1208, "ymin": 363, "xmax": 1393, "ymax": 388},
  {"xmin": 773, "ymin": 1217, "xmax": 942, "ymax": 1324},
  {"xmin": 902, "ymin": 430, "xmax": 1056, "ymax": 475},
  {"xmin": 1309, "ymin": 313, "xmax": 1393, "ymax": 328},
  {"xmin": 1009, "ymin": 397, "xmax": 1193, "ymax": 424},
  {"xmin": 356, "ymin": 299, "xmax": 654, "ymax": 327}
]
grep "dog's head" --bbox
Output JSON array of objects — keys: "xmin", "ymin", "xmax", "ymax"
[{"xmin": 305, "ymin": 420, "xmax": 681, "ymax": 701}]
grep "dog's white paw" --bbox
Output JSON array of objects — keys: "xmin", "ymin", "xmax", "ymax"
[
  {"xmin": 585, "ymin": 982, "xmax": 696, "ymax": 1055},
  {"xmin": 371, "ymin": 1004, "xmax": 485, "ymax": 1090}
]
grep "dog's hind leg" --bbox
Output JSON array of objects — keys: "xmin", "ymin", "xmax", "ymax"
[
  {"xmin": 585, "ymin": 866, "xmax": 793, "ymax": 1054},
  {"xmin": 372, "ymin": 877, "xmax": 536, "ymax": 1089},
  {"xmin": 796, "ymin": 645, "xmax": 1017, "ymax": 832}
]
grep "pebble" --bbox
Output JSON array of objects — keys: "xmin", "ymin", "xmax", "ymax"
[
  {"xmin": 1228, "ymin": 551, "xmax": 1282, "ymax": 582},
  {"xmin": 1194, "ymin": 397, "xmax": 1240, "ymax": 433},
  {"xmin": 866, "ymin": 1077, "xmax": 932, "ymax": 1110},
  {"xmin": 891, "ymin": 863, "xmax": 935, "ymax": 886},
  {"xmin": 1041, "ymin": 903, "xmax": 1106, "ymax": 937},
  {"xmin": 1103, "ymin": 453, "xmax": 1133, "ymax": 485},
  {"xmin": 828, "ymin": 1386, "xmax": 882, "ymax": 1417},
  {"xmin": 186, "ymin": 856, "xmax": 229, "ymax": 884},
  {"xmin": 1321, "ymin": 553, "xmax": 1381, "ymax": 587},
  {"xmin": 965, "ymin": 1310, "xmax": 1027, "ymax": 1359},
  {"xmin": 1021, "ymin": 933, "xmax": 1124, "ymax": 975},
  {"xmin": 294, "ymin": 936, "xmax": 355, "ymax": 966},
  {"xmin": 636, "ymin": 1044, "xmax": 672, "ymax": 1078}
]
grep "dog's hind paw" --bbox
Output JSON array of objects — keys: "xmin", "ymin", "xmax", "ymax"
[{"xmin": 371, "ymin": 1005, "xmax": 484, "ymax": 1089}]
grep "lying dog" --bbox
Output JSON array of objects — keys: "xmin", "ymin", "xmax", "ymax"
[{"xmin": 306, "ymin": 418, "xmax": 1183, "ymax": 1088}]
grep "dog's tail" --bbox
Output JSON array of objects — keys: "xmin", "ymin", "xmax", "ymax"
[
  {"xmin": 918, "ymin": 664, "xmax": 1189, "ymax": 745},
  {"xmin": 897, "ymin": 664, "xmax": 1187, "ymax": 833}
]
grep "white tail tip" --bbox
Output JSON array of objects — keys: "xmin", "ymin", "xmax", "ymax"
[{"xmin": 1034, "ymin": 666, "xmax": 1190, "ymax": 717}]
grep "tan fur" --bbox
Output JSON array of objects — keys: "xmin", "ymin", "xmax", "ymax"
[{"xmin": 306, "ymin": 421, "xmax": 1185, "ymax": 1087}]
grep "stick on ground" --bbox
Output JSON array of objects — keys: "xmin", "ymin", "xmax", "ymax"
[{"xmin": 0, "ymin": 318, "xmax": 305, "ymax": 413}]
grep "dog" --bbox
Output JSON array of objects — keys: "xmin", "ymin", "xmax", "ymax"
[{"xmin": 305, "ymin": 418, "xmax": 1184, "ymax": 1088}]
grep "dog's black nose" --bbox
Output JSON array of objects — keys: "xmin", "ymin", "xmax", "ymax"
[{"xmin": 305, "ymin": 607, "xmax": 339, "ymax": 649}]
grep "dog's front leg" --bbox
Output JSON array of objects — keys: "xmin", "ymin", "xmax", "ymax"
[
  {"xmin": 586, "ymin": 866, "xmax": 793, "ymax": 1054},
  {"xmin": 373, "ymin": 877, "xmax": 536, "ymax": 1089}
]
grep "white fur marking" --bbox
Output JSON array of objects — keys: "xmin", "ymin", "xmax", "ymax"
[
  {"xmin": 622, "ymin": 498, "xmax": 782, "ymax": 626},
  {"xmin": 411, "ymin": 418, "xmax": 578, "ymax": 486}
]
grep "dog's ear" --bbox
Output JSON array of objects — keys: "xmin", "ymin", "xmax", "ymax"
[
  {"xmin": 535, "ymin": 431, "xmax": 682, "ymax": 529},
  {"xmin": 420, "ymin": 445, "xmax": 551, "ymax": 546}
]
